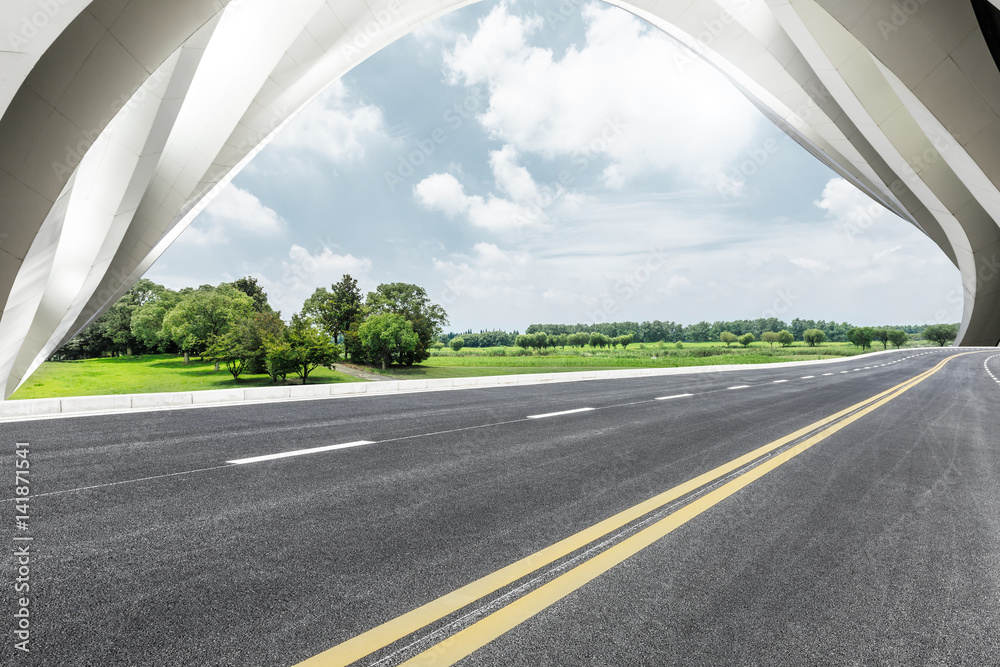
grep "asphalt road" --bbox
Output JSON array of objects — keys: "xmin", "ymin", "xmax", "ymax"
[{"xmin": 2, "ymin": 348, "xmax": 999, "ymax": 666}]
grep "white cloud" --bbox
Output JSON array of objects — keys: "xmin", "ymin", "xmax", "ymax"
[
  {"xmin": 414, "ymin": 145, "xmax": 565, "ymax": 231},
  {"xmin": 433, "ymin": 242, "xmax": 532, "ymax": 303},
  {"xmin": 256, "ymin": 244, "xmax": 374, "ymax": 317},
  {"xmin": 180, "ymin": 185, "xmax": 285, "ymax": 246},
  {"xmin": 270, "ymin": 80, "xmax": 391, "ymax": 163},
  {"xmin": 443, "ymin": 2, "xmax": 763, "ymax": 190}
]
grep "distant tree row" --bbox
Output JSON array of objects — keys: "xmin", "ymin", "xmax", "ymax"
[{"xmin": 525, "ymin": 319, "xmax": 954, "ymax": 345}]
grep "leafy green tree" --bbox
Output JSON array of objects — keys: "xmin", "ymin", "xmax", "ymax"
[
  {"xmin": 761, "ymin": 331, "xmax": 778, "ymax": 348},
  {"xmin": 738, "ymin": 333, "xmax": 755, "ymax": 348},
  {"xmin": 282, "ymin": 313, "xmax": 341, "ymax": 383},
  {"xmin": 131, "ymin": 286, "xmax": 182, "ymax": 354},
  {"xmin": 719, "ymin": 331, "xmax": 737, "ymax": 347},
  {"xmin": 847, "ymin": 326, "xmax": 875, "ymax": 350},
  {"xmin": 231, "ymin": 310, "xmax": 286, "ymax": 375},
  {"xmin": 302, "ymin": 274, "xmax": 364, "ymax": 355},
  {"xmin": 922, "ymin": 323, "xmax": 958, "ymax": 347},
  {"xmin": 617, "ymin": 333, "xmax": 634, "ymax": 350},
  {"xmin": 888, "ymin": 329, "xmax": 908, "ymax": 349},
  {"xmin": 450, "ymin": 337, "xmax": 464, "ymax": 351},
  {"xmin": 872, "ymin": 327, "xmax": 891, "ymax": 350},
  {"xmin": 803, "ymin": 328, "xmax": 825, "ymax": 346},
  {"xmin": 359, "ymin": 312, "xmax": 420, "ymax": 370},
  {"xmin": 232, "ymin": 276, "xmax": 272, "ymax": 314},
  {"xmin": 162, "ymin": 284, "xmax": 255, "ymax": 365},
  {"xmin": 686, "ymin": 321, "xmax": 712, "ymax": 342},
  {"xmin": 777, "ymin": 330, "xmax": 794, "ymax": 347},
  {"xmin": 264, "ymin": 340, "xmax": 298, "ymax": 383},
  {"xmin": 365, "ymin": 283, "xmax": 447, "ymax": 364},
  {"xmin": 589, "ymin": 332, "xmax": 608, "ymax": 348},
  {"xmin": 207, "ymin": 329, "xmax": 251, "ymax": 380}
]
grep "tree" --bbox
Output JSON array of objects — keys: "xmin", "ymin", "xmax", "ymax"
[
  {"xmin": 922, "ymin": 323, "xmax": 958, "ymax": 347},
  {"xmin": 888, "ymin": 329, "xmax": 908, "ymax": 349},
  {"xmin": 761, "ymin": 331, "xmax": 778, "ymax": 348},
  {"xmin": 617, "ymin": 333, "xmax": 634, "ymax": 350},
  {"xmin": 872, "ymin": 327, "xmax": 890, "ymax": 350},
  {"xmin": 232, "ymin": 276, "xmax": 272, "ymax": 313},
  {"xmin": 450, "ymin": 337, "xmax": 464, "ymax": 351},
  {"xmin": 302, "ymin": 274, "xmax": 364, "ymax": 355},
  {"xmin": 365, "ymin": 283, "xmax": 447, "ymax": 365},
  {"xmin": 803, "ymin": 328, "xmax": 825, "ymax": 347},
  {"xmin": 131, "ymin": 287, "xmax": 182, "ymax": 354},
  {"xmin": 847, "ymin": 326, "xmax": 875, "ymax": 350},
  {"xmin": 161, "ymin": 284, "xmax": 255, "ymax": 365},
  {"xmin": 359, "ymin": 312, "xmax": 420, "ymax": 370},
  {"xmin": 264, "ymin": 340, "xmax": 298, "ymax": 383},
  {"xmin": 219, "ymin": 310, "xmax": 286, "ymax": 376},
  {"xmin": 282, "ymin": 313, "xmax": 341, "ymax": 384},
  {"xmin": 207, "ymin": 329, "xmax": 251, "ymax": 380},
  {"xmin": 777, "ymin": 330, "xmax": 795, "ymax": 347},
  {"xmin": 738, "ymin": 333, "xmax": 755, "ymax": 348},
  {"xmin": 719, "ymin": 331, "xmax": 737, "ymax": 348}
]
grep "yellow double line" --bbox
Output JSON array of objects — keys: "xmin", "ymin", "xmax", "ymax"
[{"xmin": 298, "ymin": 353, "xmax": 971, "ymax": 667}]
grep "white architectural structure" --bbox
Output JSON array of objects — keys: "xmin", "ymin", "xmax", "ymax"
[{"xmin": 1, "ymin": 0, "xmax": 999, "ymax": 398}]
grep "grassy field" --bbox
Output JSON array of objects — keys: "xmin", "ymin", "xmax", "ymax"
[
  {"xmin": 9, "ymin": 340, "xmax": 928, "ymax": 398},
  {"xmin": 9, "ymin": 354, "xmax": 364, "ymax": 400},
  {"xmin": 371, "ymin": 341, "xmax": 916, "ymax": 379}
]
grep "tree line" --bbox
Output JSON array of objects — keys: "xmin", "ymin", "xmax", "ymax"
[
  {"xmin": 521, "ymin": 318, "xmax": 951, "ymax": 344},
  {"xmin": 54, "ymin": 274, "xmax": 449, "ymax": 380}
]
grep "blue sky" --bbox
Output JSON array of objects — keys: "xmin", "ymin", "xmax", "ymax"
[{"xmin": 146, "ymin": 0, "xmax": 962, "ymax": 333}]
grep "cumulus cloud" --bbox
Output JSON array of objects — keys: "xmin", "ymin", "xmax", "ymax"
[
  {"xmin": 442, "ymin": 2, "xmax": 763, "ymax": 190},
  {"xmin": 432, "ymin": 242, "xmax": 534, "ymax": 303},
  {"xmin": 180, "ymin": 185, "xmax": 285, "ymax": 246},
  {"xmin": 258, "ymin": 244, "xmax": 374, "ymax": 316},
  {"xmin": 270, "ymin": 80, "xmax": 391, "ymax": 162},
  {"xmin": 814, "ymin": 177, "xmax": 889, "ymax": 243},
  {"xmin": 414, "ymin": 145, "xmax": 572, "ymax": 231}
]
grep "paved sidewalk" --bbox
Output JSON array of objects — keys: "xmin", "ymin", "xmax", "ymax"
[{"xmin": 334, "ymin": 363, "xmax": 400, "ymax": 382}]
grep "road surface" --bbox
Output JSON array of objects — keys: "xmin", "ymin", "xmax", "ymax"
[{"xmin": 2, "ymin": 348, "xmax": 999, "ymax": 666}]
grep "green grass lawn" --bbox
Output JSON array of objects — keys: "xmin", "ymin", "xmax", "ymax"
[
  {"xmin": 10, "ymin": 341, "xmax": 926, "ymax": 399},
  {"xmin": 370, "ymin": 341, "xmax": 916, "ymax": 380},
  {"xmin": 9, "ymin": 354, "xmax": 364, "ymax": 400}
]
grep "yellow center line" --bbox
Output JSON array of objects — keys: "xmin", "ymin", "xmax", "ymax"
[{"xmin": 297, "ymin": 353, "xmax": 971, "ymax": 667}]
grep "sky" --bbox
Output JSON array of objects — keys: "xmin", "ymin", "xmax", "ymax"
[{"xmin": 146, "ymin": 0, "xmax": 963, "ymax": 333}]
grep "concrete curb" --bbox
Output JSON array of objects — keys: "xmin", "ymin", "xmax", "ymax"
[{"xmin": 0, "ymin": 348, "xmax": 962, "ymax": 422}]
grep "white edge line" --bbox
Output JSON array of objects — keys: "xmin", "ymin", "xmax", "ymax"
[
  {"xmin": 527, "ymin": 407, "xmax": 596, "ymax": 419},
  {"xmin": 228, "ymin": 440, "xmax": 376, "ymax": 465},
  {"xmin": 655, "ymin": 393, "xmax": 694, "ymax": 400}
]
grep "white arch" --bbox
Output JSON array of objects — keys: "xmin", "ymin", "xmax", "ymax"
[{"xmin": 1, "ymin": 0, "xmax": 999, "ymax": 398}]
